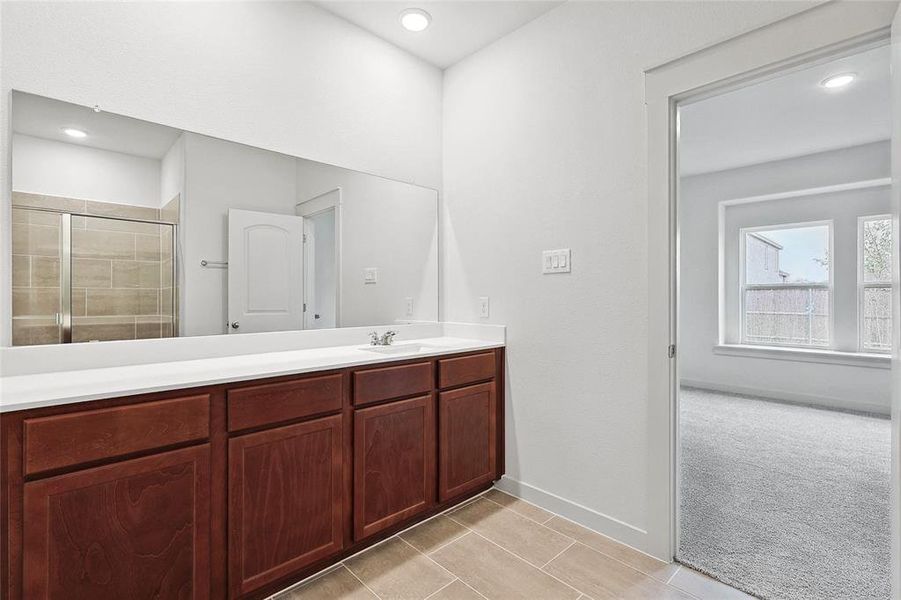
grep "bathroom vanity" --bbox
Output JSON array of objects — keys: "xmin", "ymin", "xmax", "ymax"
[{"xmin": 0, "ymin": 341, "xmax": 504, "ymax": 599}]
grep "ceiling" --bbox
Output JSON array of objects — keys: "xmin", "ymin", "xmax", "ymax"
[
  {"xmin": 679, "ymin": 44, "xmax": 890, "ymax": 176},
  {"xmin": 12, "ymin": 92, "xmax": 182, "ymax": 160},
  {"xmin": 313, "ymin": 1, "xmax": 563, "ymax": 69}
]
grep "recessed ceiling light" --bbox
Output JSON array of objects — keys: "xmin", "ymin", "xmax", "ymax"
[
  {"xmin": 62, "ymin": 127, "xmax": 87, "ymax": 139},
  {"xmin": 400, "ymin": 8, "xmax": 431, "ymax": 32},
  {"xmin": 820, "ymin": 73, "xmax": 856, "ymax": 89}
]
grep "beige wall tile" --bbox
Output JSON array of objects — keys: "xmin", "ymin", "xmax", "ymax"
[
  {"xmin": 345, "ymin": 538, "xmax": 453, "ymax": 600},
  {"xmin": 12, "ymin": 191, "xmax": 85, "ymax": 213},
  {"xmin": 85, "ymin": 289, "xmax": 141, "ymax": 316},
  {"xmin": 12, "ymin": 255, "xmax": 30, "ymax": 287},
  {"xmin": 13, "ymin": 223, "xmax": 60, "ymax": 257},
  {"xmin": 139, "ymin": 289, "xmax": 160, "ymax": 315},
  {"xmin": 276, "ymin": 566, "xmax": 376, "ymax": 600},
  {"xmin": 135, "ymin": 317, "xmax": 163, "ymax": 339},
  {"xmin": 112, "ymin": 261, "xmax": 161, "ymax": 288},
  {"xmin": 73, "ymin": 229, "xmax": 135, "ymax": 260},
  {"xmin": 73, "ymin": 259, "xmax": 112, "ymax": 288},
  {"xmin": 73, "ymin": 317, "xmax": 136, "ymax": 343},
  {"xmin": 449, "ymin": 498, "xmax": 572, "ymax": 567},
  {"xmin": 82, "ymin": 216, "xmax": 160, "ymax": 236},
  {"xmin": 85, "ymin": 200, "xmax": 159, "ymax": 221},
  {"xmin": 161, "ymin": 258, "xmax": 173, "ymax": 288},
  {"xmin": 72, "ymin": 288, "xmax": 86, "ymax": 316},
  {"xmin": 31, "ymin": 257, "xmax": 61, "ymax": 288},
  {"xmin": 135, "ymin": 234, "xmax": 162, "ymax": 261},
  {"xmin": 160, "ymin": 288, "xmax": 174, "ymax": 316},
  {"xmin": 12, "ymin": 208, "xmax": 29, "ymax": 224},
  {"xmin": 12, "ymin": 317, "xmax": 60, "ymax": 346},
  {"xmin": 28, "ymin": 211, "xmax": 62, "ymax": 226},
  {"xmin": 483, "ymin": 489, "xmax": 555, "ymax": 523},
  {"xmin": 545, "ymin": 518, "xmax": 678, "ymax": 582},
  {"xmin": 13, "ymin": 288, "xmax": 60, "ymax": 317},
  {"xmin": 400, "ymin": 516, "xmax": 469, "ymax": 554},
  {"xmin": 544, "ymin": 543, "xmax": 692, "ymax": 600},
  {"xmin": 431, "ymin": 532, "xmax": 579, "ymax": 599}
]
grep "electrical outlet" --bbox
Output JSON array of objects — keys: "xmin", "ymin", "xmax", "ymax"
[
  {"xmin": 479, "ymin": 296, "xmax": 490, "ymax": 318},
  {"xmin": 405, "ymin": 297, "xmax": 414, "ymax": 317},
  {"xmin": 364, "ymin": 267, "xmax": 378, "ymax": 284},
  {"xmin": 542, "ymin": 249, "xmax": 571, "ymax": 274}
]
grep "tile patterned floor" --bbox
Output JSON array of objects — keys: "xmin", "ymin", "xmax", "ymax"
[{"xmin": 272, "ymin": 489, "xmax": 752, "ymax": 600}]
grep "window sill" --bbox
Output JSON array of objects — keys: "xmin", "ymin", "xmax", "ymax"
[{"xmin": 713, "ymin": 344, "xmax": 890, "ymax": 369}]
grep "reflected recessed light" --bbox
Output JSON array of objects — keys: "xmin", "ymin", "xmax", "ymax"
[
  {"xmin": 62, "ymin": 127, "xmax": 87, "ymax": 139},
  {"xmin": 820, "ymin": 73, "xmax": 856, "ymax": 89},
  {"xmin": 400, "ymin": 8, "xmax": 431, "ymax": 32}
]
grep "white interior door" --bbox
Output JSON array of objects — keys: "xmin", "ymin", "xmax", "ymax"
[{"xmin": 227, "ymin": 208, "xmax": 304, "ymax": 334}]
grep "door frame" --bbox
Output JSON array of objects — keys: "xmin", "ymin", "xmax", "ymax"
[
  {"xmin": 297, "ymin": 187, "xmax": 342, "ymax": 328},
  {"xmin": 644, "ymin": 0, "xmax": 898, "ymax": 571}
]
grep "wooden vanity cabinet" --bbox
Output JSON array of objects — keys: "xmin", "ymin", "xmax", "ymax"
[
  {"xmin": 1, "ymin": 347, "xmax": 504, "ymax": 600},
  {"xmin": 438, "ymin": 382, "xmax": 497, "ymax": 501},
  {"xmin": 353, "ymin": 394, "xmax": 436, "ymax": 540},
  {"xmin": 23, "ymin": 444, "xmax": 212, "ymax": 600},
  {"xmin": 228, "ymin": 415, "xmax": 344, "ymax": 598}
]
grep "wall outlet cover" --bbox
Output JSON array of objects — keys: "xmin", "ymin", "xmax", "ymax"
[
  {"xmin": 364, "ymin": 267, "xmax": 378, "ymax": 284},
  {"xmin": 479, "ymin": 296, "xmax": 490, "ymax": 318}
]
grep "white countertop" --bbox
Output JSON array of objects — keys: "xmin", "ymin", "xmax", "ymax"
[{"xmin": 0, "ymin": 336, "xmax": 503, "ymax": 413}]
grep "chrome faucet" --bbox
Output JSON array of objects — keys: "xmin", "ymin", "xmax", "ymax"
[{"xmin": 369, "ymin": 330, "xmax": 398, "ymax": 346}]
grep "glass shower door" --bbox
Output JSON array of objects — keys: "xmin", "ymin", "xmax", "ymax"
[
  {"xmin": 11, "ymin": 208, "xmax": 64, "ymax": 345},
  {"xmin": 71, "ymin": 216, "xmax": 176, "ymax": 343},
  {"xmin": 11, "ymin": 210, "xmax": 176, "ymax": 345}
]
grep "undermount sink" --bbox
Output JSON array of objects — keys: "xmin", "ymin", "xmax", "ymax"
[{"xmin": 359, "ymin": 342, "xmax": 435, "ymax": 355}]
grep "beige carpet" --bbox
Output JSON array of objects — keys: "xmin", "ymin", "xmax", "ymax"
[{"xmin": 677, "ymin": 387, "xmax": 890, "ymax": 600}]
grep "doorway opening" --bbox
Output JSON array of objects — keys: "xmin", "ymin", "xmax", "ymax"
[{"xmin": 675, "ymin": 41, "xmax": 891, "ymax": 598}]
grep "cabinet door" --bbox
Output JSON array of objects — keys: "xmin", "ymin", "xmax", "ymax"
[
  {"xmin": 354, "ymin": 395, "xmax": 435, "ymax": 540},
  {"xmin": 438, "ymin": 382, "xmax": 496, "ymax": 501},
  {"xmin": 23, "ymin": 445, "xmax": 211, "ymax": 600},
  {"xmin": 228, "ymin": 415, "xmax": 343, "ymax": 598}
]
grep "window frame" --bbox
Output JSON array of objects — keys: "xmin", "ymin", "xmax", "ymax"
[
  {"xmin": 738, "ymin": 220, "xmax": 834, "ymax": 349},
  {"xmin": 857, "ymin": 214, "xmax": 892, "ymax": 353}
]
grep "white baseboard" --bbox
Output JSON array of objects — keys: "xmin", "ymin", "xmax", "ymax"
[
  {"xmin": 493, "ymin": 475, "xmax": 658, "ymax": 558},
  {"xmin": 680, "ymin": 378, "xmax": 889, "ymax": 416}
]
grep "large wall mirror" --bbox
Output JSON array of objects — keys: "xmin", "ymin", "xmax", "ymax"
[{"xmin": 9, "ymin": 91, "xmax": 439, "ymax": 345}]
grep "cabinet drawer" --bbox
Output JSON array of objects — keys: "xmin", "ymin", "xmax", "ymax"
[
  {"xmin": 353, "ymin": 361, "xmax": 433, "ymax": 406},
  {"xmin": 24, "ymin": 394, "xmax": 210, "ymax": 476},
  {"xmin": 438, "ymin": 352, "xmax": 496, "ymax": 389},
  {"xmin": 227, "ymin": 373, "xmax": 343, "ymax": 431}
]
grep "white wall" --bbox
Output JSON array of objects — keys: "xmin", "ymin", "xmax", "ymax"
[
  {"xmin": 441, "ymin": 0, "xmax": 819, "ymax": 549},
  {"xmin": 160, "ymin": 134, "xmax": 185, "ymax": 208},
  {"xmin": 12, "ymin": 134, "xmax": 161, "ymax": 207},
  {"xmin": 680, "ymin": 142, "xmax": 891, "ymax": 413},
  {"xmin": 0, "ymin": 0, "xmax": 443, "ymax": 345},
  {"xmin": 295, "ymin": 160, "xmax": 439, "ymax": 328},
  {"xmin": 181, "ymin": 133, "xmax": 298, "ymax": 337}
]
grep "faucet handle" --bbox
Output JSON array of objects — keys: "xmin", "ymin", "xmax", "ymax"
[
  {"xmin": 382, "ymin": 330, "xmax": 398, "ymax": 345},
  {"xmin": 368, "ymin": 331, "xmax": 380, "ymax": 345}
]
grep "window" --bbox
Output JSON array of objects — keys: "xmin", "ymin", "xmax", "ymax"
[
  {"xmin": 859, "ymin": 216, "xmax": 892, "ymax": 353},
  {"xmin": 741, "ymin": 222, "xmax": 832, "ymax": 348}
]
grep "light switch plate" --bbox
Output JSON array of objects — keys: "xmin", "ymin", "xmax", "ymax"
[
  {"xmin": 364, "ymin": 267, "xmax": 378, "ymax": 284},
  {"xmin": 405, "ymin": 297, "xmax": 414, "ymax": 317},
  {"xmin": 542, "ymin": 249, "xmax": 571, "ymax": 274},
  {"xmin": 479, "ymin": 296, "xmax": 490, "ymax": 318}
]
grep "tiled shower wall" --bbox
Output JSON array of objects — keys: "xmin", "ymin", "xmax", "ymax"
[{"xmin": 11, "ymin": 191, "xmax": 179, "ymax": 345}]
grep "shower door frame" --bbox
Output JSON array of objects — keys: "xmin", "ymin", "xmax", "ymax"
[{"xmin": 19, "ymin": 206, "xmax": 179, "ymax": 344}]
